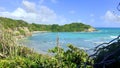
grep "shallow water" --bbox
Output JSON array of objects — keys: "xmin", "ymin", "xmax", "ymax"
[{"xmin": 20, "ymin": 28, "xmax": 120, "ymax": 54}]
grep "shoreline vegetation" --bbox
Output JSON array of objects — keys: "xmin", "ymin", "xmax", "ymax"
[
  {"xmin": 0, "ymin": 17, "xmax": 120, "ymax": 67},
  {"xmin": 0, "ymin": 17, "xmax": 96, "ymax": 67},
  {"xmin": 0, "ymin": 17, "xmax": 94, "ymax": 67}
]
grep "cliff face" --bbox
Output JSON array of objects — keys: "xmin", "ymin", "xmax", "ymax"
[
  {"xmin": 13, "ymin": 27, "xmax": 32, "ymax": 39},
  {"xmin": 0, "ymin": 17, "xmax": 32, "ymax": 39},
  {"xmin": 6, "ymin": 27, "xmax": 32, "ymax": 39}
]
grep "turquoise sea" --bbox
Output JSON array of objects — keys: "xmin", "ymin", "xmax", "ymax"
[{"xmin": 20, "ymin": 28, "xmax": 120, "ymax": 54}]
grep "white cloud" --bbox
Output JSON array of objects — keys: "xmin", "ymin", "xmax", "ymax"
[
  {"xmin": 0, "ymin": 8, "xmax": 38, "ymax": 23},
  {"xmin": 0, "ymin": 0, "xmax": 67, "ymax": 24},
  {"xmin": 22, "ymin": 0, "xmax": 36, "ymax": 13},
  {"xmin": 103, "ymin": 11, "xmax": 120, "ymax": 23},
  {"xmin": 38, "ymin": 5, "xmax": 57, "ymax": 24}
]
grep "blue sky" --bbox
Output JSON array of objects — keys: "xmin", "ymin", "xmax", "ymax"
[{"xmin": 0, "ymin": 0, "xmax": 120, "ymax": 27}]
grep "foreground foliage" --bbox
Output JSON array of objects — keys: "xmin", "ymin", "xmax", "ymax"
[
  {"xmin": 2, "ymin": 17, "xmax": 120, "ymax": 68},
  {"xmin": 0, "ymin": 23, "xmax": 92, "ymax": 68},
  {"xmin": 49, "ymin": 44, "xmax": 93, "ymax": 68}
]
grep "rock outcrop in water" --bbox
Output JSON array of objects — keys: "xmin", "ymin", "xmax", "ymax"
[{"xmin": 84, "ymin": 27, "xmax": 96, "ymax": 32}]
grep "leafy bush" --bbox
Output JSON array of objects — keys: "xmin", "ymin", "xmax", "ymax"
[
  {"xmin": 49, "ymin": 44, "xmax": 93, "ymax": 68},
  {"xmin": 19, "ymin": 29, "xmax": 25, "ymax": 35}
]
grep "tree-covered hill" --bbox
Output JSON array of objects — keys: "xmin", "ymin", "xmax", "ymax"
[
  {"xmin": 0, "ymin": 17, "xmax": 96, "ymax": 32},
  {"xmin": 28, "ymin": 22, "xmax": 96, "ymax": 32},
  {"xmin": 0, "ymin": 17, "xmax": 29, "ymax": 29}
]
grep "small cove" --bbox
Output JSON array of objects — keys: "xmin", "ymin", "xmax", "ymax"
[{"xmin": 19, "ymin": 28, "xmax": 120, "ymax": 54}]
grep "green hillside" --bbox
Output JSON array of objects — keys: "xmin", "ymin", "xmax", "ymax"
[{"xmin": 0, "ymin": 17, "xmax": 96, "ymax": 32}]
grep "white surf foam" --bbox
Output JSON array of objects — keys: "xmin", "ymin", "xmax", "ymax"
[{"xmin": 110, "ymin": 36, "xmax": 117, "ymax": 39}]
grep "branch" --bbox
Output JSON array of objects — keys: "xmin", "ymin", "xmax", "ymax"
[{"xmin": 117, "ymin": 2, "xmax": 120, "ymax": 11}]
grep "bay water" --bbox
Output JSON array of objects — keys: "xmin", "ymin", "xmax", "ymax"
[{"xmin": 20, "ymin": 28, "xmax": 120, "ymax": 54}]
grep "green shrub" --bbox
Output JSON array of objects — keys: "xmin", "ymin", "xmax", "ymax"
[
  {"xmin": 19, "ymin": 29, "xmax": 25, "ymax": 35},
  {"xmin": 49, "ymin": 44, "xmax": 93, "ymax": 68}
]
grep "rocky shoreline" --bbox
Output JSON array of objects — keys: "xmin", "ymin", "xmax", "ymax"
[{"xmin": 84, "ymin": 27, "xmax": 97, "ymax": 32}]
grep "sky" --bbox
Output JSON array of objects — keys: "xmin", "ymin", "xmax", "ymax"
[{"xmin": 0, "ymin": 0, "xmax": 120, "ymax": 27}]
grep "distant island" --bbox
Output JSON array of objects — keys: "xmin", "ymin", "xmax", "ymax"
[{"xmin": 0, "ymin": 17, "xmax": 96, "ymax": 38}]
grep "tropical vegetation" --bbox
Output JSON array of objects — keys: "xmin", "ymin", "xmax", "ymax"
[
  {"xmin": 0, "ymin": 17, "xmax": 120, "ymax": 68},
  {"xmin": 0, "ymin": 17, "xmax": 94, "ymax": 68},
  {"xmin": 0, "ymin": 17, "xmax": 95, "ymax": 32},
  {"xmin": 0, "ymin": 23, "xmax": 92, "ymax": 68}
]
